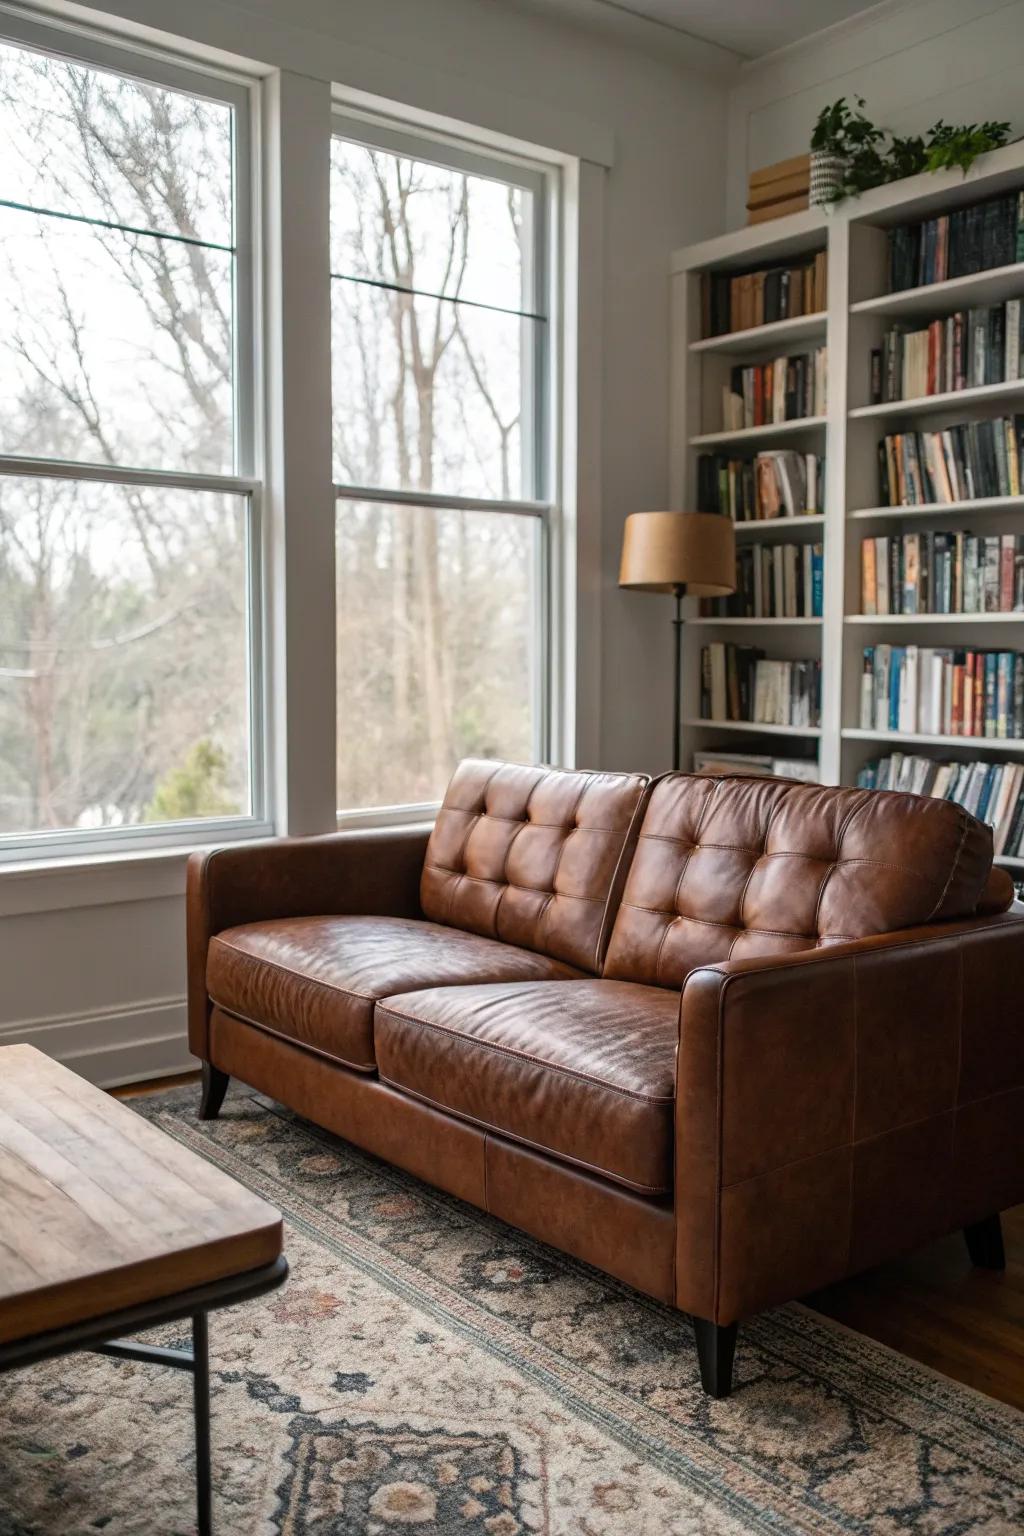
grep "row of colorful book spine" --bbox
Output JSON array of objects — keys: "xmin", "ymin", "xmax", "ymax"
[
  {"xmin": 859, "ymin": 645, "xmax": 1024, "ymax": 739},
  {"xmin": 860, "ymin": 532, "xmax": 1024, "ymax": 615},
  {"xmin": 722, "ymin": 348, "xmax": 826, "ymax": 430},
  {"xmin": 701, "ymin": 645, "xmax": 821, "ymax": 728},
  {"xmin": 702, "ymin": 542, "xmax": 823, "ymax": 619},
  {"xmin": 876, "ymin": 416, "xmax": 1023, "ymax": 506},
  {"xmin": 856, "ymin": 752, "xmax": 1024, "ymax": 858},
  {"xmin": 870, "ymin": 301, "xmax": 1023, "ymax": 404}
]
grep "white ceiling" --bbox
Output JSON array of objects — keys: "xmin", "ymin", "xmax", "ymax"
[{"xmin": 591, "ymin": 0, "xmax": 884, "ymax": 58}]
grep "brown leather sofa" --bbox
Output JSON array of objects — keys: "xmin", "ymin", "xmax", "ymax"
[{"xmin": 187, "ymin": 759, "xmax": 1024, "ymax": 1397}]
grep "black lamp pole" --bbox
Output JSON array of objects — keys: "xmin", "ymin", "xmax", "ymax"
[{"xmin": 672, "ymin": 583, "xmax": 685, "ymax": 772}]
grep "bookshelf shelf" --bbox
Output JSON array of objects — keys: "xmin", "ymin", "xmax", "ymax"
[
  {"xmin": 849, "ymin": 378, "xmax": 1024, "ymax": 421},
  {"xmin": 690, "ymin": 415, "xmax": 826, "ymax": 448},
  {"xmin": 735, "ymin": 513, "xmax": 825, "ymax": 535},
  {"xmin": 849, "ymin": 498, "xmax": 1024, "ymax": 522},
  {"xmin": 845, "ymin": 611, "xmax": 1023, "ymax": 625},
  {"xmin": 688, "ymin": 616, "xmax": 821, "ymax": 627},
  {"xmin": 842, "ymin": 728, "xmax": 1024, "ymax": 753},
  {"xmin": 684, "ymin": 718, "xmax": 822, "ymax": 739},
  {"xmin": 689, "ymin": 311, "xmax": 826, "ymax": 356},
  {"xmin": 849, "ymin": 260, "xmax": 1024, "ymax": 319},
  {"xmin": 671, "ymin": 136, "xmax": 1024, "ymax": 809}
]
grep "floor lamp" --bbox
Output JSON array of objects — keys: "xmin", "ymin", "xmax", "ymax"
[{"xmin": 619, "ymin": 511, "xmax": 736, "ymax": 771}]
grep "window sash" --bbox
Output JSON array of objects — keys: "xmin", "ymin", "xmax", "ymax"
[
  {"xmin": 330, "ymin": 109, "xmax": 550, "ymax": 505},
  {"xmin": 333, "ymin": 487, "xmax": 553, "ymax": 817},
  {"xmin": 330, "ymin": 113, "xmax": 558, "ymax": 818},
  {"xmin": 0, "ymin": 15, "xmax": 265, "ymax": 861}
]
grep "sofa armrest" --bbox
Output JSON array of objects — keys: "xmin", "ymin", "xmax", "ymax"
[
  {"xmin": 187, "ymin": 825, "xmax": 432, "ymax": 1059},
  {"xmin": 675, "ymin": 910, "xmax": 1024, "ymax": 1325}
]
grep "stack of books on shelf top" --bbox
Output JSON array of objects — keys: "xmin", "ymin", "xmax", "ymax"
[
  {"xmin": 697, "ymin": 449, "xmax": 824, "ymax": 522},
  {"xmin": 859, "ymin": 645, "xmax": 1024, "ymax": 738},
  {"xmin": 887, "ymin": 190, "xmax": 1024, "ymax": 291},
  {"xmin": 701, "ymin": 251, "xmax": 827, "ymax": 337},
  {"xmin": 871, "ymin": 300, "xmax": 1024, "ymax": 402},
  {"xmin": 694, "ymin": 748, "xmax": 819, "ymax": 783},
  {"xmin": 857, "ymin": 754, "xmax": 1024, "ymax": 861},
  {"xmin": 861, "ymin": 531, "xmax": 1024, "ymax": 615},
  {"xmin": 877, "ymin": 416, "xmax": 1023, "ymax": 505},
  {"xmin": 701, "ymin": 644, "xmax": 821, "ymax": 728},
  {"xmin": 702, "ymin": 542, "xmax": 823, "ymax": 619},
  {"xmin": 746, "ymin": 154, "xmax": 811, "ymax": 227},
  {"xmin": 722, "ymin": 348, "xmax": 826, "ymax": 429}
]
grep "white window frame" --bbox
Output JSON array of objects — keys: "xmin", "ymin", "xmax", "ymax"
[
  {"xmin": 331, "ymin": 109, "xmax": 562, "ymax": 825},
  {"xmin": 0, "ymin": 12, "xmax": 271, "ymax": 865}
]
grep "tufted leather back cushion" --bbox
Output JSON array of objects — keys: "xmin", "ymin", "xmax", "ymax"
[
  {"xmin": 603, "ymin": 773, "xmax": 999, "ymax": 989},
  {"xmin": 421, "ymin": 759, "xmax": 651, "ymax": 973}
]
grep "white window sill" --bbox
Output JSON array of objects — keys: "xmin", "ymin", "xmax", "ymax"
[{"xmin": 0, "ymin": 842, "xmax": 215, "ymax": 918}]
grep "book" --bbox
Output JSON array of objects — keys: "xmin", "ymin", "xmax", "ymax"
[
  {"xmin": 874, "ymin": 301, "xmax": 1024, "ymax": 402},
  {"xmin": 858, "ymin": 646, "xmax": 1024, "ymax": 738},
  {"xmin": 877, "ymin": 417, "xmax": 1024, "ymax": 505},
  {"xmin": 700, "ymin": 541, "xmax": 824, "ymax": 619},
  {"xmin": 721, "ymin": 349, "xmax": 826, "ymax": 429},
  {"xmin": 857, "ymin": 753, "xmax": 1024, "ymax": 858},
  {"xmin": 697, "ymin": 450, "xmax": 824, "ymax": 521},
  {"xmin": 860, "ymin": 532, "xmax": 1024, "ymax": 614},
  {"xmin": 701, "ymin": 251, "xmax": 827, "ymax": 338},
  {"xmin": 700, "ymin": 644, "xmax": 820, "ymax": 728},
  {"xmin": 887, "ymin": 192, "xmax": 1024, "ymax": 292}
]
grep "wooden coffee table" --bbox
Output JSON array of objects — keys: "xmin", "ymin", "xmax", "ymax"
[{"xmin": 0, "ymin": 1044, "xmax": 287, "ymax": 1534}]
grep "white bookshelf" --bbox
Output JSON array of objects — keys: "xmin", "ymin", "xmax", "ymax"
[{"xmin": 670, "ymin": 141, "xmax": 1024, "ymax": 832}]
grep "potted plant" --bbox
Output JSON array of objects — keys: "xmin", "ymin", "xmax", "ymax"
[
  {"xmin": 810, "ymin": 96, "xmax": 885, "ymax": 205},
  {"xmin": 922, "ymin": 119, "xmax": 1011, "ymax": 174}
]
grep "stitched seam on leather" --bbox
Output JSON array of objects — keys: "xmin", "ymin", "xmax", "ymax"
[
  {"xmin": 598, "ymin": 779, "xmax": 653, "ymax": 974},
  {"xmin": 652, "ymin": 780, "xmax": 717, "ymax": 986},
  {"xmin": 620, "ymin": 905, "xmax": 818, "ymax": 940},
  {"xmin": 445, "ymin": 762, "xmax": 504, "ymax": 923},
  {"xmin": 956, "ymin": 1079, "xmax": 1024, "ymax": 1111},
  {"xmin": 210, "ymin": 938, "xmax": 382, "ymax": 1004},
  {"xmin": 729, "ymin": 797, "xmax": 785, "ymax": 959},
  {"xmin": 714, "ymin": 972, "xmax": 724, "ymax": 1323},
  {"xmin": 433, "ymin": 814, "xmax": 624, "ymax": 832},
  {"xmin": 695, "ymin": 916, "xmax": 1021, "ymax": 983},
  {"xmin": 374, "ymin": 1004, "xmax": 675, "ymax": 1103},
  {"xmin": 540, "ymin": 779, "xmax": 593, "ymax": 961},
  {"xmin": 846, "ymin": 956, "xmax": 859, "ymax": 1278},
  {"xmin": 375, "ymin": 1073, "xmax": 671, "ymax": 1195},
  {"xmin": 718, "ymin": 1101, "xmax": 975, "ymax": 1192},
  {"xmin": 926, "ymin": 811, "xmax": 971, "ymax": 922},
  {"xmin": 953, "ymin": 936, "xmax": 965, "ymax": 1109},
  {"xmin": 491, "ymin": 782, "xmax": 540, "ymax": 948},
  {"xmin": 212, "ymin": 1005, "xmax": 377, "ymax": 1072},
  {"xmin": 423, "ymin": 871, "xmax": 604, "ymax": 903}
]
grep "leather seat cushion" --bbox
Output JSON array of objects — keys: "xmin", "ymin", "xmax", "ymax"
[
  {"xmin": 374, "ymin": 979, "xmax": 679, "ymax": 1194},
  {"xmin": 206, "ymin": 915, "xmax": 585, "ymax": 1072}
]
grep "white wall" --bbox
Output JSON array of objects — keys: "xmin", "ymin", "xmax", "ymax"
[
  {"xmin": 1, "ymin": 0, "xmax": 735, "ymax": 1084},
  {"xmin": 726, "ymin": 0, "xmax": 1024, "ymax": 228}
]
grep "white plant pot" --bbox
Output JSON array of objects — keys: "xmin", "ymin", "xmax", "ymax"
[{"xmin": 810, "ymin": 150, "xmax": 847, "ymax": 206}]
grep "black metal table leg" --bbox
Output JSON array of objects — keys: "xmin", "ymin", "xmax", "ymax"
[{"xmin": 193, "ymin": 1312, "xmax": 212, "ymax": 1536}]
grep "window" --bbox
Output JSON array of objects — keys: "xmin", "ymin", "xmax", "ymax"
[
  {"xmin": 0, "ymin": 22, "xmax": 262, "ymax": 856},
  {"xmin": 331, "ymin": 119, "xmax": 552, "ymax": 813}
]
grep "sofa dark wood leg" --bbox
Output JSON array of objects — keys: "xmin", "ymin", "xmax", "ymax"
[
  {"xmin": 692, "ymin": 1318, "xmax": 737, "ymax": 1399},
  {"xmin": 964, "ymin": 1214, "xmax": 1005, "ymax": 1270},
  {"xmin": 199, "ymin": 1063, "xmax": 230, "ymax": 1122}
]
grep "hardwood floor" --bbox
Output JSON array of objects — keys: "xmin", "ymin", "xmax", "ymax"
[
  {"xmin": 807, "ymin": 1204, "xmax": 1024, "ymax": 1410},
  {"xmin": 113, "ymin": 1074, "xmax": 1024, "ymax": 1410}
]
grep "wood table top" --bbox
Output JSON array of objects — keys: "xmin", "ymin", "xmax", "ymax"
[{"xmin": 0, "ymin": 1045, "xmax": 283, "ymax": 1346}]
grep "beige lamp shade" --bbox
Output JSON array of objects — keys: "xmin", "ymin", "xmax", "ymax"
[{"xmin": 618, "ymin": 511, "xmax": 736, "ymax": 597}]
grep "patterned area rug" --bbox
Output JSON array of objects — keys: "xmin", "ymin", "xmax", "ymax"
[{"xmin": 2, "ymin": 1082, "xmax": 1022, "ymax": 1535}]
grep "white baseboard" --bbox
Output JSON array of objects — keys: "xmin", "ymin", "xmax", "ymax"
[{"xmin": 0, "ymin": 996, "xmax": 196, "ymax": 1088}]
